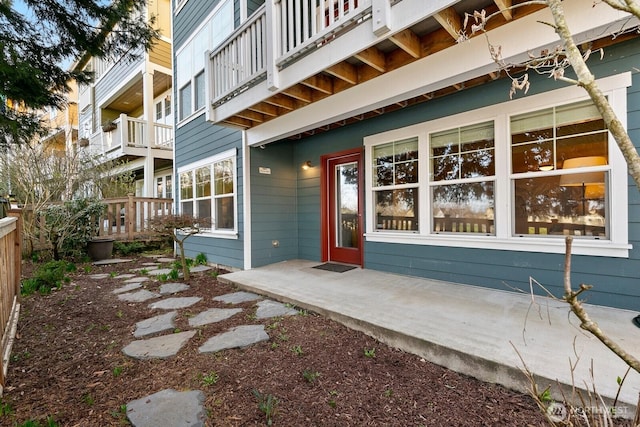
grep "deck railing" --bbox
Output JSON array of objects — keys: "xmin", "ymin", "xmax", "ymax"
[
  {"xmin": 210, "ymin": 0, "xmax": 371, "ymax": 106},
  {"xmin": 86, "ymin": 115, "xmax": 173, "ymax": 157},
  {"xmin": 23, "ymin": 196, "xmax": 174, "ymax": 251},
  {"xmin": 0, "ymin": 210, "xmax": 22, "ymax": 394}
]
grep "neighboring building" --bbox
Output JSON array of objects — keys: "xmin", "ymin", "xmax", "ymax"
[
  {"xmin": 174, "ymin": 0, "xmax": 640, "ymax": 310},
  {"xmin": 78, "ymin": 0, "xmax": 174, "ymax": 198}
]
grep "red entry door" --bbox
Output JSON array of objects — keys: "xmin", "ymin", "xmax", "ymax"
[{"xmin": 324, "ymin": 150, "xmax": 363, "ymax": 265}]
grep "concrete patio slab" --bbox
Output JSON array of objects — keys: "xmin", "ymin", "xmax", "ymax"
[
  {"xmin": 219, "ymin": 259, "xmax": 640, "ymax": 411},
  {"xmin": 93, "ymin": 258, "xmax": 132, "ymax": 265}
]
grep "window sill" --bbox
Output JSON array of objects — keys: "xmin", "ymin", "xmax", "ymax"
[
  {"xmin": 199, "ymin": 230, "xmax": 238, "ymax": 240},
  {"xmin": 364, "ymin": 232, "xmax": 631, "ymax": 258},
  {"xmin": 176, "ymin": 108, "xmax": 205, "ymax": 129}
]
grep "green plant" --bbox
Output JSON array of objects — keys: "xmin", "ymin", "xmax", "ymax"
[
  {"xmin": 42, "ymin": 198, "xmax": 106, "ymax": 260},
  {"xmin": 0, "ymin": 399, "xmax": 14, "ymax": 415},
  {"xmin": 158, "ymin": 273, "xmax": 168, "ymax": 281},
  {"xmin": 168, "ymin": 268, "xmax": 180, "ymax": 280},
  {"xmin": 139, "ymin": 268, "xmax": 149, "ymax": 275},
  {"xmin": 195, "ymin": 252, "xmax": 207, "ymax": 265},
  {"xmin": 200, "ymin": 371, "xmax": 219, "ymax": 386},
  {"xmin": 17, "ymin": 418, "xmax": 59, "ymax": 427},
  {"xmin": 302, "ymin": 369, "xmax": 320, "ymax": 383},
  {"xmin": 384, "ymin": 389, "xmax": 393, "ymax": 397},
  {"xmin": 112, "ymin": 366, "xmax": 124, "ymax": 377},
  {"xmin": 82, "ymin": 393, "xmax": 95, "ymax": 406},
  {"xmin": 364, "ymin": 348, "xmax": 376, "ymax": 358},
  {"xmin": 109, "ymin": 271, "xmax": 117, "ymax": 278},
  {"xmin": 21, "ymin": 260, "xmax": 75, "ymax": 296},
  {"xmin": 252, "ymin": 389, "xmax": 278, "ymax": 426},
  {"xmin": 211, "ymin": 269, "xmax": 219, "ymax": 279},
  {"xmin": 116, "ymin": 310, "xmax": 123, "ymax": 319},
  {"xmin": 291, "ymin": 345, "xmax": 303, "ymax": 356},
  {"xmin": 113, "ymin": 241, "xmax": 146, "ymax": 256},
  {"xmin": 83, "ymin": 265, "xmax": 92, "ymax": 273}
]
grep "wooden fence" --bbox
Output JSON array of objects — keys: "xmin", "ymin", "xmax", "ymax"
[
  {"xmin": 23, "ymin": 195, "xmax": 173, "ymax": 252},
  {"xmin": 0, "ymin": 210, "xmax": 22, "ymax": 394}
]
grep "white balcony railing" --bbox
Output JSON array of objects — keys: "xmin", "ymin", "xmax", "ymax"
[
  {"xmin": 87, "ymin": 114, "xmax": 173, "ymax": 157},
  {"xmin": 210, "ymin": 0, "xmax": 371, "ymax": 106}
]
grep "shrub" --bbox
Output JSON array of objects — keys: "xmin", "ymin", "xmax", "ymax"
[
  {"xmin": 21, "ymin": 260, "xmax": 75, "ymax": 295},
  {"xmin": 113, "ymin": 241, "xmax": 146, "ymax": 256}
]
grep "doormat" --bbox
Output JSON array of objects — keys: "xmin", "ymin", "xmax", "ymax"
[{"xmin": 312, "ymin": 263, "xmax": 356, "ymax": 273}]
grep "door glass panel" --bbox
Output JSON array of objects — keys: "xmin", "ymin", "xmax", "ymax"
[{"xmin": 335, "ymin": 162, "xmax": 358, "ymax": 248}]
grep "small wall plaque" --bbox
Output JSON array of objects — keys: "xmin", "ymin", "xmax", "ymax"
[{"xmin": 259, "ymin": 167, "xmax": 271, "ymax": 175}]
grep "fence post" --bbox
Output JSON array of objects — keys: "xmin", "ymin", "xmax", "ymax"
[
  {"xmin": 127, "ymin": 193, "xmax": 135, "ymax": 241},
  {"xmin": 8, "ymin": 209, "xmax": 22, "ymax": 300}
]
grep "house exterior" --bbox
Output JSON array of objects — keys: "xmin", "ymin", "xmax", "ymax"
[
  {"xmin": 174, "ymin": 0, "xmax": 640, "ymax": 310},
  {"xmin": 78, "ymin": 0, "xmax": 174, "ymax": 198}
]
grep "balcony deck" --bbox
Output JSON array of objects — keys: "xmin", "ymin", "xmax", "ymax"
[{"xmin": 206, "ymin": 0, "xmax": 637, "ymax": 145}]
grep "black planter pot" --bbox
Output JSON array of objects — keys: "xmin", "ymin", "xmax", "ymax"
[{"xmin": 87, "ymin": 238, "xmax": 114, "ymax": 261}]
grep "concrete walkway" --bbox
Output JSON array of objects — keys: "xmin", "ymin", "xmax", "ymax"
[{"xmin": 219, "ymin": 259, "xmax": 640, "ymax": 413}]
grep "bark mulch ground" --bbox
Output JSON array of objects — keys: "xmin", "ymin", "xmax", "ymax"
[{"xmin": 1, "ymin": 254, "xmax": 551, "ymax": 426}]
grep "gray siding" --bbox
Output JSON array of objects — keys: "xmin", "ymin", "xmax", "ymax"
[
  {"xmin": 94, "ymin": 46, "xmax": 144, "ymax": 105},
  {"xmin": 250, "ymin": 143, "xmax": 299, "ymax": 267},
  {"xmin": 284, "ymin": 38, "xmax": 640, "ymax": 310},
  {"xmin": 174, "ymin": 0, "xmax": 224, "ymax": 49},
  {"xmin": 175, "ymin": 114, "xmax": 244, "ymax": 269},
  {"xmin": 247, "ymin": 0, "xmax": 264, "ymax": 16}
]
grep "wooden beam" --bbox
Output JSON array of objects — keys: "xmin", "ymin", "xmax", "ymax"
[
  {"xmin": 236, "ymin": 109, "xmax": 264, "ymax": 123},
  {"xmin": 301, "ymin": 74, "xmax": 333, "ymax": 94},
  {"xmin": 326, "ymin": 62, "xmax": 358, "ymax": 85},
  {"xmin": 433, "ymin": 7, "xmax": 463, "ymax": 40},
  {"xmin": 389, "ymin": 29, "xmax": 421, "ymax": 59},
  {"xmin": 494, "ymin": 0, "xmax": 513, "ymax": 21},
  {"xmin": 223, "ymin": 116, "xmax": 252, "ymax": 128},
  {"xmin": 282, "ymin": 84, "xmax": 313, "ymax": 103},
  {"xmin": 355, "ymin": 47, "xmax": 386, "ymax": 72},
  {"xmin": 249, "ymin": 102, "xmax": 279, "ymax": 117},
  {"xmin": 264, "ymin": 94, "xmax": 296, "ymax": 110}
]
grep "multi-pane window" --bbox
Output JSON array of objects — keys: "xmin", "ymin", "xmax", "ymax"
[
  {"xmin": 179, "ymin": 83, "xmax": 192, "ymax": 121},
  {"xmin": 511, "ymin": 100, "xmax": 609, "ymax": 238},
  {"xmin": 430, "ymin": 122, "xmax": 495, "ymax": 234},
  {"xmin": 179, "ymin": 155, "xmax": 235, "ymax": 231},
  {"xmin": 372, "ymin": 138, "xmax": 419, "ymax": 231},
  {"xmin": 194, "ymin": 71, "xmax": 206, "ymax": 111}
]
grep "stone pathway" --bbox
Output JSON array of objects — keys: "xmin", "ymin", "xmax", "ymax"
[{"xmin": 95, "ymin": 257, "xmax": 298, "ymax": 427}]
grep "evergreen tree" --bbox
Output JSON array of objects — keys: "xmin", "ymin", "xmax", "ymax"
[{"xmin": 0, "ymin": 0, "xmax": 158, "ymax": 147}]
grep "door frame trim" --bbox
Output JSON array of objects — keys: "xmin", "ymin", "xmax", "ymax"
[{"xmin": 320, "ymin": 147, "xmax": 364, "ymax": 266}]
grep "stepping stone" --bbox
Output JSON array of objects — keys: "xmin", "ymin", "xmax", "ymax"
[
  {"xmin": 125, "ymin": 276, "xmax": 150, "ymax": 283},
  {"xmin": 118, "ymin": 290, "xmax": 161, "ymax": 302},
  {"xmin": 213, "ymin": 291, "xmax": 261, "ymax": 304},
  {"xmin": 255, "ymin": 300, "xmax": 299, "ymax": 319},
  {"xmin": 131, "ymin": 266, "xmax": 156, "ymax": 272},
  {"xmin": 189, "ymin": 265, "xmax": 211, "ymax": 273},
  {"xmin": 148, "ymin": 268, "xmax": 173, "ymax": 276},
  {"xmin": 157, "ymin": 257, "xmax": 177, "ymax": 263},
  {"xmin": 141, "ymin": 262, "xmax": 161, "ymax": 266},
  {"xmin": 123, "ymin": 330, "xmax": 196, "ymax": 360},
  {"xmin": 113, "ymin": 283, "xmax": 143, "ymax": 294},
  {"xmin": 114, "ymin": 273, "xmax": 136, "ymax": 279},
  {"xmin": 149, "ymin": 297, "xmax": 202, "ymax": 310},
  {"xmin": 159, "ymin": 283, "xmax": 190, "ymax": 295},
  {"xmin": 198, "ymin": 325, "xmax": 269, "ymax": 353},
  {"xmin": 188, "ymin": 308, "xmax": 242, "ymax": 327},
  {"xmin": 134, "ymin": 312, "xmax": 177, "ymax": 338},
  {"xmin": 89, "ymin": 273, "xmax": 110, "ymax": 280},
  {"xmin": 127, "ymin": 389, "xmax": 206, "ymax": 427},
  {"xmin": 93, "ymin": 258, "xmax": 132, "ymax": 265}
]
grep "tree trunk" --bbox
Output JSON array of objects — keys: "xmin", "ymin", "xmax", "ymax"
[{"xmin": 546, "ymin": 0, "xmax": 640, "ymax": 190}]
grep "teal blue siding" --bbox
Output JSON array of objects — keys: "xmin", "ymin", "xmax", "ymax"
[
  {"xmin": 174, "ymin": 0, "xmax": 226, "ymax": 48},
  {"xmin": 280, "ymin": 38, "xmax": 640, "ymax": 310},
  {"xmin": 247, "ymin": 0, "xmax": 264, "ymax": 16},
  {"xmin": 250, "ymin": 143, "xmax": 299, "ymax": 267},
  {"xmin": 174, "ymin": 115, "xmax": 244, "ymax": 269}
]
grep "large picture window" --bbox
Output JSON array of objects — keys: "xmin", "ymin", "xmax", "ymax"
[
  {"xmin": 178, "ymin": 151, "xmax": 236, "ymax": 232},
  {"xmin": 364, "ymin": 73, "xmax": 630, "ymax": 257}
]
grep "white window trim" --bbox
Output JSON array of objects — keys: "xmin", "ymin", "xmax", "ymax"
[
  {"xmin": 364, "ymin": 72, "xmax": 631, "ymax": 258},
  {"xmin": 177, "ymin": 148, "xmax": 238, "ymax": 239}
]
